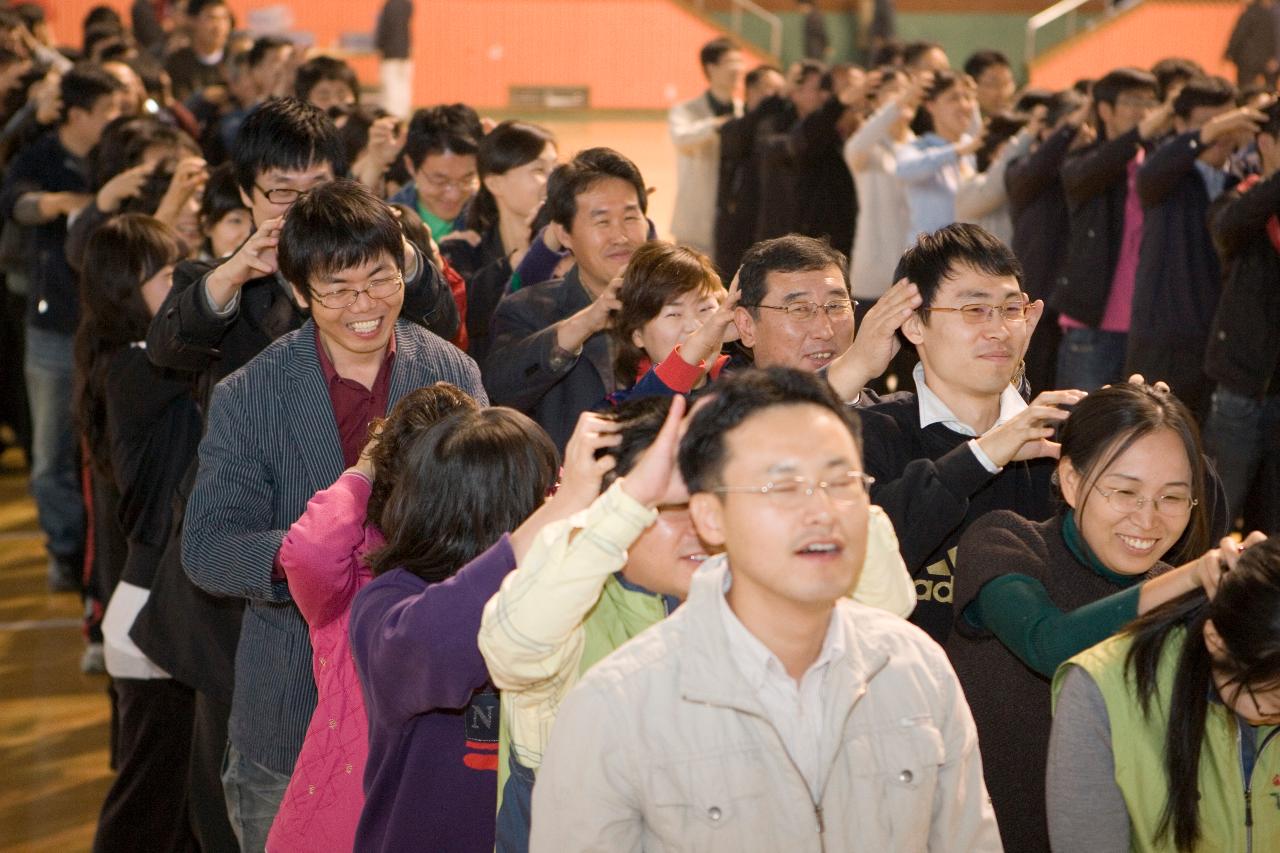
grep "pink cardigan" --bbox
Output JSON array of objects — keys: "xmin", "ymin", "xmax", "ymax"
[{"xmin": 267, "ymin": 472, "xmax": 382, "ymax": 853}]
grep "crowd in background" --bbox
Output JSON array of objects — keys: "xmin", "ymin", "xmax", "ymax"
[{"xmin": 0, "ymin": 1, "xmax": 1279, "ymax": 852}]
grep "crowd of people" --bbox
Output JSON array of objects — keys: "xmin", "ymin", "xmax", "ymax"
[{"xmin": 0, "ymin": 2, "xmax": 1278, "ymax": 852}]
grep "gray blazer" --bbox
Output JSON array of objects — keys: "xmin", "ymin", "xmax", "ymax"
[{"xmin": 182, "ymin": 318, "xmax": 486, "ymax": 773}]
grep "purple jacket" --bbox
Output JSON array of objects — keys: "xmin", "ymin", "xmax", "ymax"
[{"xmin": 349, "ymin": 536, "xmax": 515, "ymax": 853}]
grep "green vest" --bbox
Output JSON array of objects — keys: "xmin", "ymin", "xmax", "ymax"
[
  {"xmin": 496, "ymin": 575, "xmax": 669, "ymax": 802},
  {"xmin": 1054, "ymin": 629, "xmax": 1280, "ymax": 853}
]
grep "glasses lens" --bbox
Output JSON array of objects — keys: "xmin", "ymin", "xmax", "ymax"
[
  {"xmin": 369, "ymin": 277, "xmax": 402, "ymax": 299},
  {"xmin": 787, "ymin": 304, "xmax": 817, "ymax": 321},
  {"xmin": 961, "ymin": 305, "xmax": 993, "ymax": 324},
  {"xmin": 824, "ymin": 301, "xmax": 854, "ymax": 317}
]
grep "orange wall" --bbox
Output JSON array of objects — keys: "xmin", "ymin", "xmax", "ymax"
[
  {"xmin": 1029, "ymin": 1, "xmax": 1241, "ymax": 90},
  {"xmin": 44, "ymin": 0, "xmax": 766, "ymax": 110}
]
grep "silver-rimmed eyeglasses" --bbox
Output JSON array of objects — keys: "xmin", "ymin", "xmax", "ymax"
[
  {"xmin": 1092, "ymin": 484, "xmax": 1198, "ymax": 516},
  {"xmin": 310, "ymin": 275, "xmax": 404, "ymax": 310},
  {"xmin": 712, "ymin": 471, "xmax": 875, "ymax": 509}
]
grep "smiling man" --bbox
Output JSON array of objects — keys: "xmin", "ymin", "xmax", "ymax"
[
  {"xmin": 530, "ymin": 368, "xmax": 1000, "ymax": 853},
  {"xmin": 860, "ymin": 223, "xmax": 1086, "ymax": 641},
  {"xmin": 182, "ymin": 180, "xmax": 485, "ymax": 852},
  {"xmin": 484, "ymin": 147, "xmax": 650, "ymax": 449}
]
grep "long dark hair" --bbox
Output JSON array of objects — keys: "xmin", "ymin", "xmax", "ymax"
[
  {"xmin": 466, "ymin": 120, "xmax": 556, "ymax": 233},
  {"xmin": 1122, "ymin": 539, "xmax": 1280, "ymax": 850},
  {"xmin": 73, "ymin": 214, "xmax": 184, "ymax": 475},
  {"xmin": 611, "ymin": 241, "xmax": 723, "ymax": 384},
  {"xmin": 369, "ymin": 408, "xmax": 559, "ymax": 582},
  {"xmin": 911, "ymin": 68, "xmax": 964, "ymax": 136},
  {"xmin": 363, "ymin": 383, "xmax": 479, "ymax": 530},
  {"xmin": 1058, "ymin": 383, "xmax": 1210, "ymax": 564}
]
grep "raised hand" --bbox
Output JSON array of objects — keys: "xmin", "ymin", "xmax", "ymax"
[
  {"xmin": 554, "ymin": 412, "xmax": 624, "ymax": 511},
  {"xmin": 974, "ymin": 388, "xmax": 1088, "ymax": 467},
  {"xmin": 826, "ymin": 278, "xmax": 921, "ymax": 401},
  {"xmin": 679, "ymin": 273, "xmax": 742, "ymax": 368},
  {"xmin": 204, "ymin": 216, "xmax": 285, "ymax": 309},
  {"xmin": 96, "ymin": 162, "xmax": 153, "ymax": 214},
  {"xmin": 620, "ymin": 395, "xmax": 688, "ymax": 508}
]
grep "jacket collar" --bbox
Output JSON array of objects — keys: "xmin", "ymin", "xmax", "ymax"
[{"xmin": 677, "ymin": 557, "xmax": 889, "ymax": 720}]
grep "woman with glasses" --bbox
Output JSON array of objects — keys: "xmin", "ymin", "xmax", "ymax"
[
  {"xmin": 945, "ymin": 382, "xmax": 1224, "ymax": 852},
  {"xmin": 1048, "ymin": 535, "xmax": 1276, "ymax": 852}
]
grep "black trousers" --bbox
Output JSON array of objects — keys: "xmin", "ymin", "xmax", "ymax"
[
  {"xmin": 93, "ymin": 678, "xmax": 198, "ymax": 853},
  {"xmin": 190, "ymin": 690, "xmax": 239, "ymax": 853}
]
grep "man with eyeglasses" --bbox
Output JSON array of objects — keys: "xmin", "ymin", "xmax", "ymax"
[
  {"xmin": 733, "ymin": 233, "xmax": 922, "ymax": 398},
  {"xmin": 858, "ymin": 223, "xmax": 1087, "ymax": 642},
  {"xmin": 530, "ymin": 368, "xmax": 999, "ymax": 852},
  {"xmin": 390, "ymin": 103, "xmax": 483, "ymax": 241},
  {"xmin": 139, "ymin": 98, "xmax": 458, "ymax": 851},
  {"xmin": 183, "ymin": 181, "xmax": 485, "ymax": 852}
]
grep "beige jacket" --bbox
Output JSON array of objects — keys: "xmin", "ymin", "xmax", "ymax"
[
  {"xmin": 668, "ymin": 93, "xmax": 741, "ymax": 253},
  {"xmin": 530, "ymin": 558, "xmax": 1001, "ymax": 853},
  {"xmin": 479, "ymin": 481, "xmax": 914, "ymax": 775}
]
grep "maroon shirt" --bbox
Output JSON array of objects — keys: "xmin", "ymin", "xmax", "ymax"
[{"xmin": 315, "ymin": 334, "xmax": 396, "ymax": 468}]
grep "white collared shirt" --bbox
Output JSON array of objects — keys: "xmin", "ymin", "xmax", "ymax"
[
  {"xmin": 717, "ymin": 568, "xmax": 846, "ymax": 797},
  {"xmin": 912, "ymin": 362, "xmax": 1027, "ymax": 473}
]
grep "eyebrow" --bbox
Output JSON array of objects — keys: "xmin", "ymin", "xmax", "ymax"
[
  {"xmin": 1102, "ymin": 473, "xmax": 1192, "ymax": 488},
  {"xmin": 321, "ymin": 264, "xmax": 389, "ymax": 284},
  {"xmin": 590, "ymin": 203, "xmax": 642, "ymax": 217}
]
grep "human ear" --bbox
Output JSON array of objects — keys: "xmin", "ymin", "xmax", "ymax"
[
  {"xmin": 733, "ymin": 306, "xmax": 756, "ymax": 348},
  {"xmin": 631, "ymin": 327, "xmax": 647, "ymax": 351},
  {"xmin": 901, "ymin": 310, "xmax": 925, "ymax": 346},
  {"xmin": 552, "ymin": 221, "xmax": 573, "ymax": 255},
  {"xmin": 689, "ymin": 492, "xmax": 727, "ymax": 547},
  {"xmin": 1058, "ymin": 457, "xmax": 1081, "ymax": 509},
  {"xmin": 1203, "ymin": 618, "xmax": 1227, "ymax": 659}
]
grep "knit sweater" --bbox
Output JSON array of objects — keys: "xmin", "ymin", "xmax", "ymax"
[{"xmin": 946, "ymin": 511, "xmax": 1164, "ymax": 853}]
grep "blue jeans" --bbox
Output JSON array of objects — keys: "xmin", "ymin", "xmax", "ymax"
[
  {"xmin": 23, "ymin": 325, "xmax": 84, "ymax": 558},
  {"xmin": 1206, "ymin": 387, "xmax": 1280, "ymax": 528},
  {"xmin": 495, "ymin": 749, "xmax": 536, "ymax": 853},
  {"xmin": 1055, "ymin": 327, "xmax": 1128, "ymax": 393},
  {"xmin": 221, "ymin": 743, "xmax": 291, "ymax": 853}
]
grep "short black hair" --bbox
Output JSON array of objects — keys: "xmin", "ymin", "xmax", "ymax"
[
  {"xmin": 1013, "ymin": 87, "xmax": 1055, "ymax": 114},
  {"xmin": 402, "ymin": 104, "xmax": 482, "ymax": 170},
  {"xmin": 700, "ymin": 37, "xmax": 737, "ymax": 72},
  {"xmin": 1092, "ymin": 67, "xmax": 1158, "ymax": 107},
  {"xmin": 792, "ymin": 59, "xmax": 826, "ymax": 88},
  {"xmin": 598, "ymin": 396, "xmax": 675, "ymax": 492},
  {"xmin": 678, "ymin": 367, "xmax": 862, "ymax": 493},
  {"xmin": 1262, "ymin": 98, "xmax": 1280, "ymax": 138},
  {"xmin": 294, "ymin": 55, "xmax": 358, "ymax": 103},
  {"xmin": 59, "ymin": 63, "xmax": 125, "ymax": 125},
  {"xmin": 231, "ymin": 97, "xmax": 346, "ymax": 196},
  {"xmin": 277, "ymin": 179, "xmax": 405, "ymax": 298},
  {"xmin": 745, "ymin": 64, "xmax": 782, "ymax": 90},
  {"xmin": 247, "ymin": 35, "xmax": 291, "ymax": 68},
  {"xmin": 187, "ymin": 0, "xmax": 229, "ymax": 18},
  {"xmin": 737, "ymin": 234, "xmax": 848, "ymax": 312},
  {"xmin": 1151, "ymin": 56, "xmax": 1204, "ymax": 100},
  {"xmin": 964, "ymin": 49, "xmax": 1010, "ymax": 80},
  {"xmin": 82, "ymin": 4, "xmax": 123, "ymax": 33},
  {"xmin": 199, "ymin": 162, "xmax": 249, "ymax": 235},
  {"xmin": 870, "ymin": 39, "xmax": 905, "ymax": 67},
  {"xmin": 903, "ymin": 40, "xmax": 944, "ymax": 69},
  {"xmin": 544, "ymin": 147, "xmax": 647, "ymax": 231},
  {"xmin": 1173, "ymin": 75, "xmax": 1235, "ymax": 119},
  {"xmin": 893, "ymin": 222, "xmax": 1023, "ymax": 316}
]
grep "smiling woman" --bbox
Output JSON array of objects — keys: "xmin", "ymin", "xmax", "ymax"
[{"xmin": 945, "ymin": 382, "xmax": 1227, "ymax": 851}]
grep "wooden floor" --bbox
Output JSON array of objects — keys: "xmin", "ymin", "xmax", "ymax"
[
  {"xmin": 0, "ymin": 114, "xmax": 675, "ymax": 852},
  {"xmin": 0, "ymin": 445, "xmax": 111, "ymax": 853}
]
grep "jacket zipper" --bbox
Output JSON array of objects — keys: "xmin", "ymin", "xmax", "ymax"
[
  {"xmin": 1243, "ymin": 725, "xmax": 1280, "ymax": 853},
  {"xmin": 689, "ymin": 700, "xmax": 836, "ymax": 851}
]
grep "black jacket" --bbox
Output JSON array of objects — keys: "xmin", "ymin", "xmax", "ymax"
[
  {"xmin": 1125, "ymin": 130, "xmax": 1236, "ymax": 405},
  {"xmin": 1206, "ymin": 169, "xmax": 1280, "ymax": 400},
  {"xmin": 1054, "ymin": 128, "xmax": 1151, "ymax": 327},
  {"xmin": 715, "ymin": 97, "xmax": 786, "ymax": 274},
  {"xmin": 147, "ymin": 243, "xmax": 457, "ymax": 410},
  {"xmin": 375, "ymin": 0, "xmax": 413, "ymax": 59},
  {"xmin": 483, "ymin": 266, "xmax": 616, "ymax": 451},
  {"xmin": 441, "ymin": 225, "xmax": 511, "ymax": 363},
  {"xmin": 1007, "ymin": 124, "xmax": 1079, "ymax": 302},
  {"xmin": 791, "ymin": 95, "xmax": 856, "ymax": 257},
  {"xmin": 753, "ymin": 96, "xmax": 802, "ymax": 243},
  {"xmin": 859, "ymin": 393, "xmax": 1058, "ymax": 643}
]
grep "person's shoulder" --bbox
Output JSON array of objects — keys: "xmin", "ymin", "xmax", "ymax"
[
  {"xmin": 860, "ymin": 392, "xmax": 919, "ymax": 430},
  {"xmin": 963, "ymin": 508, "xmax": 1048, "ymax": 546},
  {"xmin": 497, "ymin": 274, "xmax": 568, "ymax": 313},
  {"xmin": 396, "ymin": 318, "xmax": 478, "ymax": 373},
  {"xmin": 216, "ymin": 322, "xmax": 308, "ymax": 391},
  {"xmin": 842, "ymin": 599, "xmax": 950, "ymax": 670},
  {"xmin": 571, "ymin": 609, "xmax": 686, "ymax": 699}
]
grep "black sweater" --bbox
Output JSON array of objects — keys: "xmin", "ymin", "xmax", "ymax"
[{"xmin": 859, "ymin": 394, "xmax": 1057, "ymax": 641}]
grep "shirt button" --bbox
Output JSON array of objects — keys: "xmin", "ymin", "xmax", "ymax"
[
  {"xmin": 899, "ymin": 769, "xmax": 914, "ymax": 783},
  {"xmin": 36, "ymin": 299, "xmax": 47, "ymax": 313},
  {"xmin": 708, "ymin": 806, "xmax": 722, "ymax": 822}
]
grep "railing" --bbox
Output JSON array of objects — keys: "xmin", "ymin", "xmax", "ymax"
[
  {"xmin": 1025, "ymin": 0, "xmax": 1143, "ymax": 64},
  {"xmin": 693, "ymin": 0, "xmax": 783, "ymax": 60}
]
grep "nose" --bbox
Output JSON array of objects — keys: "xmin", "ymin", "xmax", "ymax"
[
  {"xmin": 810, "ymin": 310, "xmax": 835, "ymax": 340},
  {"xmin": 1129, "ymin": 499, "xmax": 1159, "ymax": 529},
  {"xmin": 350, "ymin": 287, "xmax": 377, "ymax": 313}
]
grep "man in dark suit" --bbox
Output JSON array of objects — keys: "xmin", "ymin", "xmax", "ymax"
[
  {"xmin": 182, "ymin": 181, "xmax": 486, "ymax": 853},
  {"xmin": 484, "ymin": 148, "xmax": 648, "ymax": 450}
]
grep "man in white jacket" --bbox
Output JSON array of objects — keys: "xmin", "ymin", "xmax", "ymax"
[
  {"xmin": 669, "ymin": 38, "xmax": 743, "ymax": 254},
  {"xmin": 531, "ymin": 368, "xmax": 1002, "ymax": 852}
]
